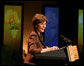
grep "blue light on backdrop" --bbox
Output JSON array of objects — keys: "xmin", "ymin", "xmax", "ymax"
[{"xmin": 44, "ymin": 7, "xmax": 59, "ymax": 47}]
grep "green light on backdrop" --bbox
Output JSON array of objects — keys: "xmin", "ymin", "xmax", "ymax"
[
  {"xmin": 4, "ymin": 5, "xmax": 22, "ymax": 46},
  {"xmin": 78, "ymin": 9, "xmax": 83, "ymax": 52}
]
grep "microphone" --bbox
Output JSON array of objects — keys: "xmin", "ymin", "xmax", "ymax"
[{"xmin": 60, "ymin": 35, "xmax": 73, "ymax": 45}]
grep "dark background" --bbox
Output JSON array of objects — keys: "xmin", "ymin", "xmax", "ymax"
[{"xmin": 0, "ymin": 0, "xmax": 83, "ymax": 65}]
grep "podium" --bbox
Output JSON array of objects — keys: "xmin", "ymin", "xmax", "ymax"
[
  {"xmin": 34, "ymin": 45, "xmax": 79, "ymax": 65},
  {"xmin": 34, "ymin": 47, "xmax": 67, "ymax": 65},
  {"xmin": 34, "ymin": 47, "xmax": 67, "ymax": 60}
]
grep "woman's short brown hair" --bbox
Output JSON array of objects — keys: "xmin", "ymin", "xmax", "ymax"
[{"xmin": 32, "ymin": 13, "xmax": 48, "ymax": 27}]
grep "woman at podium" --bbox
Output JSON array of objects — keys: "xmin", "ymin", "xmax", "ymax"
[{"xmin": 24, "ymin": 13, "xmax": 59, "ymax": 65}]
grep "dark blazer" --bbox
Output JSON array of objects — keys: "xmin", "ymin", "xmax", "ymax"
[
  {"xmin": 28, "ymin": 30, "xmax": 45, "ymax": 54},
  {"xmin": 24, "ymin": 30, "xmax": 45, "ymax": 65}
]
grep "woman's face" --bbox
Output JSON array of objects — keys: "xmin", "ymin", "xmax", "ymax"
[{"xmin": 36, "ymin": 21, "xmax": 46, "ymax": 33}]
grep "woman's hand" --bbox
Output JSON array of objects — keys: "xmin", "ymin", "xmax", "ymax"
[
  {"xmin": 46, "ymin": 46, "xmax": 59, "ymax": 50},
  {"xmin": 41, "ymin": 47, "xmax": 52, "ymax": 53},
  {"xmin": 51, "ymin": 46, "xmax": 59, "ymax": 50},
  {"xmin": 41, "ymin": 46, "xmax": 59, "ymax": 53}
]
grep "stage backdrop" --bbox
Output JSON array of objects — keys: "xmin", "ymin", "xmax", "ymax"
[
  {"xmin": 2, "ymin": 5, "xmax": 22, "ymax": 65},
  {"xmin": 78, "ymin": 9, "xmax": 83, "ymax": 52},
  {"xmin": 44, "ymin": 7, "xmax": 59, "ymax": 47},
  {"xmin": 4, "ymin": 5, "xmax": 22, "ymax": 49}
]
